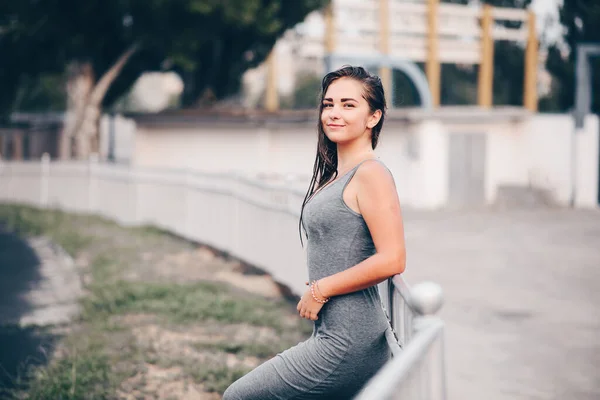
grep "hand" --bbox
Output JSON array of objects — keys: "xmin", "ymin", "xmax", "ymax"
[{"xmin": 296, "ymin": 281, "xmax": 326, "ymax": 321}]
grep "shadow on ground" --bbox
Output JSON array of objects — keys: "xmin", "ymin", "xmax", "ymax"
[{"xmin": 0, "ymin": 229, "xmax": 61, "ymax": 392}]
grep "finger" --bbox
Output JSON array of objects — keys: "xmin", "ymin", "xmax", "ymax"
[
  {"xmin": 309, "ymin": 312, "xmax": 318, "ymax": 321},
  {"xmin": 300, "ymin": 308, "xmax": 307, "ymax": 319},
  {"xmin": 296, "ymin": 300, "xmax": 301, "ymax": 311}
]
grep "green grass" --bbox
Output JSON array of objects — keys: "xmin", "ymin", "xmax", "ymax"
[
  {"xmin": 0, "ymin": 204, "xmax": 101, "ymax": 255},
  {"xmin": 184, "ymin": 362, "xmax": 251, "ymax": 394},
  {"xmin": 82, "ymin": 279, "xmax": 290, "ymax": 331},
  {"xmin": 7, "ymin": 335, "xmax": 118, "ymax": 400}
]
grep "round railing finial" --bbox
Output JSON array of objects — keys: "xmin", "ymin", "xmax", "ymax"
[{"xmin": 410, "ymin": 281, "xmax": 444, "ymax": 316}]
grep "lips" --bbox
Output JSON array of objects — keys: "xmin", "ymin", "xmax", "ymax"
[{"xmin": 327, "ymin": 124, "xmax": 345, "ymax": 128}]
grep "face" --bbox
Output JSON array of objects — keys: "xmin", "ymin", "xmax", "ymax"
[{"xmin": 320, "ymin": 77, "xmax": 381, "ymax": 145}]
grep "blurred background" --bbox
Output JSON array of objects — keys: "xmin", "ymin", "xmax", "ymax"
[{"xmin": 0, "ymin": 0, "xmax": 599, "ymax": 399}]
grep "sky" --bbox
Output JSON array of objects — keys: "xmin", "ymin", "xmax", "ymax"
[{"xmin": 531, "ymin": 0, "xmax": 563, "ymax": 45}]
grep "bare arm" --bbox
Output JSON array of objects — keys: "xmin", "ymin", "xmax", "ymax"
[{"xmin": 317, "ymin": 160, "xmax": 406, "ymax": 299}]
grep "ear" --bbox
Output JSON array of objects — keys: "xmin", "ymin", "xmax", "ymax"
[{"xmin": 367, "ymin": 109, "xmax": 382, "ymax": 129}]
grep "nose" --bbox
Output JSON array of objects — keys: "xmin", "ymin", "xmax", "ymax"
[{"xmin": 328, "ymin": 105, "xmax": 341, "ymax": 120}]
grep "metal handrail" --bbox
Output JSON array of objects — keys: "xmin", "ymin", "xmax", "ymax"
[
  {"xmin": 354, "ymin": 319, "xmax": 445, "ymax": 400},
  {"xmin": 366, "ymin": 276, "xmax": 446, "ymax": 400}
]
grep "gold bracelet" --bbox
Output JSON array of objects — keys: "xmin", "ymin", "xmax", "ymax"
[
  {"xmin": 310, "ymin": 281, "xmax": 329, "ymax": 304},
  {"xmin": 315, "ymin": 280, "xmax": 327, "ymax": 300}
]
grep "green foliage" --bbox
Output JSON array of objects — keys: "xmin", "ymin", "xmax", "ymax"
[
  {"xmin": 11, "ymin": 73, "xmax": 67, "ymax": 112},
  {"xmin": 0, "ymin": 0, "xmax": 330, "ymax": 116},
  {"xmin": 291, "ymin": 72, "xmax": 322, "ymax": 109},
  {"xmin": 0, "ymin": 204, "xmax": 93, "ymax": 255},
  {"xmin": 393, "ymin": 66, "xmax": 422, "ymax": 107},
  {"xmin": 541, "ymin": 0, "xmax": 600, "ymax": 113}
]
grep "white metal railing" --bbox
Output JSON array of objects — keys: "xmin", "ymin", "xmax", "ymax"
[
  {"xmin": 359, "ymin": 278, "xmax": 446, "ymax": 399},
  {"xmin": 0, "ymin": 157, "xmax": 446, "ymax": 399}
]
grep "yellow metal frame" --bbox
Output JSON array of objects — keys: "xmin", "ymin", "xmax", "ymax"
[{"xmin": 265, "ymin": 2, "xmax": 538, "ymax": 111}]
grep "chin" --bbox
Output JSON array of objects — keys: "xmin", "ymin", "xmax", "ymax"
[
  {"xmin": 325, "ymin": 130, "xmax": 351, "ymax": 143},
  {"xmin": 326, "ymin": 134, "xmax": 357, "ymax": 146}
]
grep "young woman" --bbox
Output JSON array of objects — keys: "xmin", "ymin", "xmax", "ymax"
[{"xmin": 223, "ymin": 66, "xmax": 406, "ymax": 400}]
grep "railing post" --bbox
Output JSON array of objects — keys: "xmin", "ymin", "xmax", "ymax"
[{"xmin": 410, "ymin": 281, "xmax": 446, "ymax": 400}]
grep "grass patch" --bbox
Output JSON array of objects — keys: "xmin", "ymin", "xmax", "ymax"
[
  {"xmin": 184, "ymin": 362, "xmax": 250, "ymax": 394},
  {"xmin": 0, "ymin": 204, "xmax": 95, "ymax": 256},
  {"xmin": 82, "ymin": 280, "xmax": 290, "ymax": 331},
  {"xmin": 7, "ymin": 338, "xmax": 116, "ymax": 400}
]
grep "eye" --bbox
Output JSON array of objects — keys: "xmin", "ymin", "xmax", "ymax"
[
  {"xmin": 344, "ymin": 103, "xmax": 355, "ymax": 108},
  {"xmin": 323, "ymin": 103, "xmax": 333, "ymax": 108}
]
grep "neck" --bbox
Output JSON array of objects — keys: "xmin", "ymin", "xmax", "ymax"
[{"xmin": 336, "ymin": 137, "xmax": 375, "ymax": 173}]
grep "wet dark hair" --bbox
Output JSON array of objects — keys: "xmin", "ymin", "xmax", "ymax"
[{"xmin": 298, "ymin": 65, "xmax": 387, "ymax": 245}]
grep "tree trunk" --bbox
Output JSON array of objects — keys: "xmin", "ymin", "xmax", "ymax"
[
  {"xmin": 61, "ymin": 62, "xmax": 94, "ymax": 159},
  {"xmin": 61, "ymin": 44, "xmax": 139, "ymax": 160}
]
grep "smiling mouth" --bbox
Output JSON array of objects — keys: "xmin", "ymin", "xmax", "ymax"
[{"xmin": 327, "ymin": 124, "xmax": 345, "ymax": 127}]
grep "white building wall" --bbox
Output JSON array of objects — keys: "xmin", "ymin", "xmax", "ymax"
[
  {"xmin": 574, "ymin": 115, "xmax": 599, "ymax": 208},
  {"xmin": 128, "ymin": 111, "xmax": 599, "ymax": 210}
]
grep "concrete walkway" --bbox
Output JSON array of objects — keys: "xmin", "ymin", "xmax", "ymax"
[
  {"xmin": 0, "ymin": 231, "xmax": 82, "ymax": 390},
  {"xmin": 0, "ymin": 233, "xmax": 82, "ymax": 327},
  {"xmin": 401, "ymin": 209, "xmax": 600, "ymax": 400}
]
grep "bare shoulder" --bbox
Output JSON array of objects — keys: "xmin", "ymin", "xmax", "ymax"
[
  {"xmin": 354, "ymin": 159, "xmax": 396, "ymax": 190},
  {"xmin": 354, "ymin": 159, "xmax": 404, "ymax": 244}
]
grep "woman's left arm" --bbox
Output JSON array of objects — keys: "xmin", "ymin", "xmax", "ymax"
[{"xmin": 317, "ymin": 161, "xmax": 406, "ymax": 299}]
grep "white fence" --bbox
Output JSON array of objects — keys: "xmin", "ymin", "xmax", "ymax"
[
  {"xmin": 0, "ymin": 157, "xmax": 310, "ymax": 293},
  {"xmin": 0, "ymin": 158, "xmax": 446, "ymax": 398}
]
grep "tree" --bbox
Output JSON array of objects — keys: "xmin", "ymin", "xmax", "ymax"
[
  {"xmin": 541, "ymin": 0, "xmax": 600, "ymax": 114},
  {"xmin": 290, "ymin": 72, "xmax": 322, "ymax": 109},
  {"xmin": 0, "ymin": 0, "xmax": 328, "ymax": 157}
]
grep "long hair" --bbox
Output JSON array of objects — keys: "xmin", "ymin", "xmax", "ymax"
[{"xmin": 298, "ymin": 65, "xmax": 387, "ymax": 245}]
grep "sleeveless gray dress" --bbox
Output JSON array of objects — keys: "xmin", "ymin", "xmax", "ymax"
[{"xmin": 223, "ymin": 159, "xmax": 391, "ymax": 400}]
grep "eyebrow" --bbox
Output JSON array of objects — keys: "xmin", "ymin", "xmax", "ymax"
[{"xmin": 323, "ymin": 97, "xmax": 358, "ymax": 103}]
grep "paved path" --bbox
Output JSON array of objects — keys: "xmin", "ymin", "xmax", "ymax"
[
  {"xmin": 0, "ymin": 233, "xmax": 82, "ymax": 326},
  {"xmin": 401, "ymin": 209, "xmax": 600, "ymax": 400},
  {"xmin": 0, "ymin": 231, "xmax": 82, "ymax": 390}
]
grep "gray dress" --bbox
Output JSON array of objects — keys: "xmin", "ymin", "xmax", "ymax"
[{"xmin": 223, "ymin": 159, "xmax": 391, "ymax": 400}]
